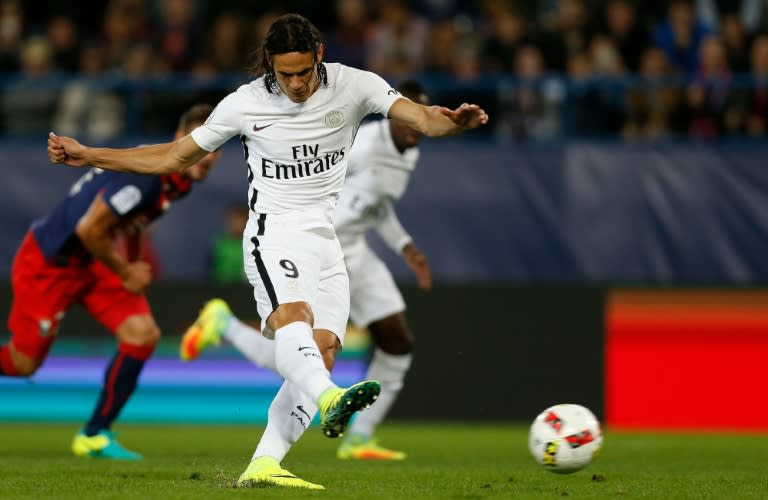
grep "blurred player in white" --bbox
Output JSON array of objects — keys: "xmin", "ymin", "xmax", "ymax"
[
  {"xmin": 182, "ymin": 80, "xmax": 432, "ymax": 462},
  {"xmin": 48, "ymin": 14, "xmax": 487, "ymax": 490}
]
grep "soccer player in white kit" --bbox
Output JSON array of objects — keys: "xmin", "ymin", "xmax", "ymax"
[
  {"xmin": 48, "ymin": 14, "xmax": 488, "ymax": 490},
  {"xmin": 181, "ymin": 80, "xmax": 433, "ymax": 462}
]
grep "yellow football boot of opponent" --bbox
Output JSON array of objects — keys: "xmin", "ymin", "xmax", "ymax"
[{"xmin": 72, "ymin": 430, "xmax": 142, "ymax": 460}]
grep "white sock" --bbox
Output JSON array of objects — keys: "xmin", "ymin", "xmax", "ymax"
[
  {"xmin": 224, "ymin": 317, "xmax": 277, "ymax": 373},
  {"xmin": 274, "ymin": 322, "xmax": 335, "ymax": 402},
  {"xmin": 349, "ymin": 349, "xmax": 412, "ymax": 437},
  {"xmin": 252, "ymin": 380, "xmax": 319, "ymax": 462}
]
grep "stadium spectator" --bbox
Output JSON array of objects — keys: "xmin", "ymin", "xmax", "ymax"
[
  {"xmin": 652, "ymin": 0, "xmax": 712, "ymax": 74},
  {"xmin": 545, "ymin": 0, "xmax": 593, "ymax": 63},
  {"xmin": 425, "ymin": 17, "xmax": 460, "ymax": 74},
  {"xmin": 589, "ymin": 35, "xmax": 626, "ymax": 76},
  {"xmin": 723, "ymin": 34, "xmax": 768, "ymax": 136},
  {"xmin": 696, "ymin": 0, "xmax": 764, "ymax": 34},
  {"xmin": 595, "ymin": 0, "xmax": 651, "ymax": 72},
  {"xmin": 152, "ymin": 0, "xmax": 201, "ymax": 71},
  {"xmin": 205, "ymin": 13, "xmax": 249, "ymax": 73},
  {"xmin": 564, "ymin": 49, "xmax": 624, "ymax": 136},
  {"xmin": 101, "ymin": 0, "xmax": 150, "ymax": 70},
  {"xmin": 478, "ymin": 7, "xmax": 530, "ymax": 74},
  {"xmin": 366, "ymin": 0, "xmax": 430, "ymax": 76},
  {"xmin": 47, "ymin": 15, "xmax": 80, "ymax": 73},
  {"xmin": 2, "ymin": 103, "xmax": 221, "ymax": 460},
  {"xmin": 719, "ymin": 13, "xmax": 750, "ymax": 73},
  {"xmin": 668, "ymin": 36, "xmax": 731, "ymax": 140},
  {"xmin": 623, "ymin": 47, "xmax": 682, "ymax": 141},
  {"xmin": 0, "ymin": 36, "xmax": 59, "ymax": 135},
  {"xmin": 48, "ymin": 13, "xmax": 487, "ymax": 489},
  {"xmin": 496, "ymin": 44, "xmax": 563, "ymax": 141},
  {"xmin": 323, "ymin": 0, "xmax": 371, "ymax": 69},
  {"xmin": 53, "ymin": 42, "xmax": 125, "ymax": 142},
  {"xmin": 0, "ymin": 0, "xmax": 23, "ymax": 72}
]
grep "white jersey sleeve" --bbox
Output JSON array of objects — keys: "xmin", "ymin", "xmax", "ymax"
[
  {"xmin": 354, "ymin": 69, "xmax": 403, "ymax": 119},
  {"xmin": 375, "ymin": 201, "xmax": 412, "ymax": 253},
  {"xmin": 190, "ymin": 91, "xmax": 244, "ymax": 151}
]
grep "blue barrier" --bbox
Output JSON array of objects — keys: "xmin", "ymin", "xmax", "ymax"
[{"xmin": 3, "ymin": 140, "xmax": 768, "ymax": 283}]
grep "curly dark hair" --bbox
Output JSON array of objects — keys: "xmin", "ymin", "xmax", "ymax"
[{"xmin": 255, "ymin": 13, "xmax": 328, "ymax": 94}]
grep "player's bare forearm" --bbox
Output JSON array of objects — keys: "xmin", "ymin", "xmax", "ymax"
[
  {"xmin": 77, "ymin": 227, "xmax": 151, "ymax": 293},
  {"xmin": 389, "ymin": 99, "xmax": 489, "ymax": 137},
  {"xmin": 86, "ymin": 144, "xmax": 181, "ymax": 174},
  {"xmin": 49, "ymin": 133, "xmax": 207, "ymax": 175},
  {"xmin": 77, "ymin": 226, "xmax": 131, "ymax": 278},
  {"xmin": 122, "ymin": 232, "xmax": 142, "ymax": 262}
]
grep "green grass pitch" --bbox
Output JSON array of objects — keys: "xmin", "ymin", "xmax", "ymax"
[{"xmin": 0, "ymin": 423, "xmax": 766, "ymax": 499}]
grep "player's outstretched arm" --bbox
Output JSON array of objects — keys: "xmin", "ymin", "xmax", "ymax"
[
  {"xmin": 388, "ymin": 98, "xmax": 489, "ymax": 138},
  {"xmin": 48, "ymin": 132, "xmax": 209, "ymax": 175}
]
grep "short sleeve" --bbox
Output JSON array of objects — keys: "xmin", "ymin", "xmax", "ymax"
[
  {"xmin": 356, "ymin": 70, "xmax": 405, "ymax": 118},
  {"xmin": 190, "ymin": 91, "xmax": 244, "ymax": 152},
  {"xmin": 102, "ymin": 173, "xmax": 159, "ymax": 216}
]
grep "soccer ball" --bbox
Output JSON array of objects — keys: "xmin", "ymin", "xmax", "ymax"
[{"xmin": 528, "ymin": 404, "xmax": 603, "ymax": 474}]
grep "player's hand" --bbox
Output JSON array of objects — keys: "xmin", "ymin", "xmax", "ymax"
[
  {"xmin": 120, "ymin": 261, "xmax": 153, "ymax": 294},
  {"xmin": 48, "ymin": 132, "xmax": 90, "ymax": 167},
  {"xmin": 439, "ymin": 103, "xmax": 489, "ymax": 131},
  {"xmin": 403, "ymin": 243, "xmax": 432, "ymax": 291}
]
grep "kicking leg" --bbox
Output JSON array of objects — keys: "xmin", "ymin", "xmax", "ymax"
[
  {"xmin": 238, "ymin": 327, "xmax": 336, "ymax": 489},
  {"xmin": 269, "ymin": 303, "xmax": 379, "ymax": 438}
]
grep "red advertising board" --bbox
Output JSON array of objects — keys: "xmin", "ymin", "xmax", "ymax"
[{"xmin": 606, "ymin": 290, "xmax": 768, "ymax": 430}]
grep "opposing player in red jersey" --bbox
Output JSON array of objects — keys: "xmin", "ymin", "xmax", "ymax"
[{"xmin": 0, "ymin": 103, "xmax": 221, "ymax": 459}]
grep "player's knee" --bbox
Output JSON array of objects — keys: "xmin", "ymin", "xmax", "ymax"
[
  {"xmin": 371, "ymin": 322, "xmax": 415, "ymax": 355},
  {"xmin": 13, "ymin": 356, "xmax": 41, "ymax": 376},
  {"xmin": 381, "ymin": 334, "xmax": 415, "ymax": 355},
  {"xmin": 116, "ymin": 315, "xmax": 161, "ymax": 347},
  {"xmin": 137, "ymin": 324, "xmax": 161, "ymax": 346},
  {"xmin": 269, "ymin": 301, "xmax": 314, "ymax": 330}
]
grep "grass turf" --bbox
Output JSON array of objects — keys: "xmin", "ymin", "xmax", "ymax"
[{"xmin": 0, "ymin": 423, "xmax": 766, "ymax": 499}]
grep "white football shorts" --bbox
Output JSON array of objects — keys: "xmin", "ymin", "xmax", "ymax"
[
  {"xmin": 342, "ymin": 237, "xmax": 406, "ymax": 328},
  {"xmin": 243, "ymin": 210, "xmax": 350, "ymax": 344}
]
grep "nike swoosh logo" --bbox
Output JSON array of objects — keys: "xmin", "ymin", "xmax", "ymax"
[
  {"xmin": 269, "ymin": 474, "xmax": 298, "ymax": 479},
  {"xmin": 297, "ymin": 346, "xmax": 315, "ymax": 351},
  {"xmin": 296, "ymin": 405, "xmax": 312, "ymax": 419},
  {"xmin": 253, "ymin": 123, "xmax": 274, "ymax": 132}
]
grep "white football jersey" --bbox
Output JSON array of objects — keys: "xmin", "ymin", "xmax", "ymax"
[
  {"xmin": 334, "ymin": 119, "xmax": 420, "ymax": 250},
  {"xmin": 191, "ymin": 63, "xmax": 401, "ymax": 217}
]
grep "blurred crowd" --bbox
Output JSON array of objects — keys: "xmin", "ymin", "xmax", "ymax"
[{"xmin": 4, "ymin": 0, "xmax": 768, "ymax": 142}]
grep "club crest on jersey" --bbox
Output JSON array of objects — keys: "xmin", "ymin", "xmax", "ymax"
[{"xmin": 324, "ymin": 110, "xmax": 344, "ymax": 128}]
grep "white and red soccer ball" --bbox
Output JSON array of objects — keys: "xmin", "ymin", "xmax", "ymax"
[{"xmin": 528, "ymin": 404, "xmax": 603, "ymax": 474}]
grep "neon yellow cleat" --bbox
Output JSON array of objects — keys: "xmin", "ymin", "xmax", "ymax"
[
  {"xmin": 318, "ymin": 381, "xmax": 380, "ymax": 438},
  {"xmin": 71, "ymin": 430, "xmax": 142, "ymax": 460},
  {"xmin": 237, "ymin": 456, "xmax": 324, "ymax": 490},
  {"xmin": 337, "ymin": 433, "xmax": 406, "ymax": 460},
  {"xmin": 180, "ymin": 298, "xmax": 232, "ymax": 361}
]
